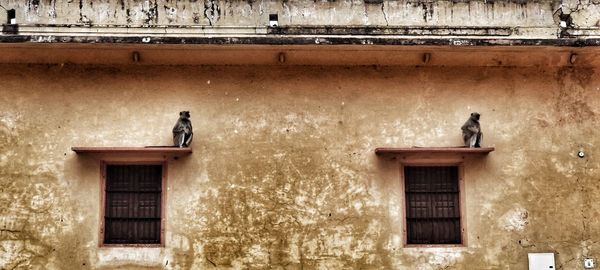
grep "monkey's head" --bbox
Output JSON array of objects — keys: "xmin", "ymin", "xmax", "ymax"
[
  {"xmin": 179, "ymin": 111, "xmax": 191, "ymax": 119},
  {"xmin": 470, "ymin": 112, "xmax": 480, "ymax": 121}
]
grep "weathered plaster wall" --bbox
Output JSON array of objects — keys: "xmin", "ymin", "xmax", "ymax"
[
  {"xmin": 3, "ymin": 0, "xmax": 600, "ymax": 42},
  {"xmin": 0, "ymin": 0, "xmax": 560, "ymax": 27},
  {"xmin": 1, "ymin": 63, "xmax": 599, "ymax": 269},
  {"xmin": 0, "ymin": 0, "xmax": 600, "ymax": 35}
]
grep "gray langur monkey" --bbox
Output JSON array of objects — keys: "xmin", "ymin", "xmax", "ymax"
[
  {"xmin": 173, "ymin": 111, "xmax": 193, "ymax": 147},
  {"xmin": 461, "ymin": 112, "xmax": 483, "ymax": 148}
]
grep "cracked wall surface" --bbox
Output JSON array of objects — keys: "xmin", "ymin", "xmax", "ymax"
[
  {"xmin": 0, "ymin": 0, "xmax": 590, "ymax": 29},
  {"xmin": 2, "ymin": 0, "xmax": 600, "ymax": 40},
  {"xmin": 1, "ymin": 63, "xmax": 600, "ymax": 269}
]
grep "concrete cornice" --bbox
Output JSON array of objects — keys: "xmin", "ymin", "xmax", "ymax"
[
  {"xmin": 1, "ymin": 25, "xmax": 599, "ymax": 47},
  {"xmin": 0, "ymin": 43, "xmax": 598, "ymax": 66},
  {"xmin": 2, "ymin": 34, "xmax": 600, "ymax": 47},
  {"xmin": 2, "ymin": 25, "xmax": 600, "ymax": 66}
]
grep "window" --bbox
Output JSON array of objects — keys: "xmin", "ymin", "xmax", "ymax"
[
  {"xmin": 404, "ymin": 166, "xmax": 462, "ymax": 245},
  {"xmin": 7, "ymin": 9, "xmax": 16, "ymax": 24},
  {"xmin": 102, "ymin": 163, "xmax": 164, "ymax": 246}
]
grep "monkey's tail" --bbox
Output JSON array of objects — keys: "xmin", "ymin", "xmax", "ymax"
[{"xmin": 412, "ymin": 145, "xmax": 469, "ymax": 148}]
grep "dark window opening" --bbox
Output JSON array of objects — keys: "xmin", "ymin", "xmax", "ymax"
[
  {"xmin": 269, "ymin": 13, "xmax": 278, "ymax": 27},
  {"xmin": 7, "ymin": 9, "xmax": 16, "ymax": 24},
  {"xmin": 405, "ymin": 166, "xmax": 461, "ymax": 245},
  {"xmin": 104, "ymin": 164, "xmax": 162, "ymax": 245}
]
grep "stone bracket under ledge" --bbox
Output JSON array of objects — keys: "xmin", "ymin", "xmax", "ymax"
[
  {"xmin": 375, "ymin": 146, "xmax": 494, "ymax": 162},
  {"xmin": 71, "ymin": 146, "xmax": 192, "ymax": 160}
]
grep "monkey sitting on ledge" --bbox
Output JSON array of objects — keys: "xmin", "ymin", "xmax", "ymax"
[
  {"xmin": 461, "ymin": 112, "xmax": 482, "ymax": 148},
  {"xmin": 173, "ymin": 111, "xmax": 193, "ymax": 147}
]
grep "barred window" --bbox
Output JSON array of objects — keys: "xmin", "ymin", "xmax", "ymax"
[
  {"xmin": 103, "ymin": 164, "xmax": 163, "ymax": 245},
  {"xmin": 404, "ymin": 166, "xmax": 462, "ymax": 245}
]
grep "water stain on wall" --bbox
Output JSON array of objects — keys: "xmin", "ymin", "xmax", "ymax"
[{"xmin": 0, "ymin": 65, "xmax": 599, "ymax": 269}]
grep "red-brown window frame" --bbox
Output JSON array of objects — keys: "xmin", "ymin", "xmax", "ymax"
[
  {"xmin": 99, "ymin": 160, "xmax": 167, "ymax": 247},
  {"xmin": 400, "ymin": 160, "xmax": 467, "ymax": 248}
]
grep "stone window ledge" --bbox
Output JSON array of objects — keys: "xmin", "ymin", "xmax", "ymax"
[
  {"xmin": 71, "ymin": 146, "xmax": 192, "ymax": 159},
  {"xmin": 375, "ymin": 147, "xmax": 494, "ymax": 162}
]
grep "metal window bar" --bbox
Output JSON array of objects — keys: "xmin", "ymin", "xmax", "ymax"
[
  {"xmin": 104, "ymin": 165, "xmax": 162, "ymax": 244},
  {"xmin": 405, "ymin": 166, "xmax": 461, "ymax": 244}
]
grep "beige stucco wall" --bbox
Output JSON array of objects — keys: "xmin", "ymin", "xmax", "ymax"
[{"xmin": 1, "ymin": 62, "xmax": 599, "ymax": 269}]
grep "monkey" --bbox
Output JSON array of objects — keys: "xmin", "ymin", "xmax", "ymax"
[
  {"xmin": 173, "ymin": 111, "xmax": 193, "ymax": 147},
  {"xmin": 461, "ymin": 112, "xmax": 483, "ymax": 148}
]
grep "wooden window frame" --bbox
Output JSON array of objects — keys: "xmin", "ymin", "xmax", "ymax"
[
  {"xmin": 99, "ymin": 160, "xmax": 167, "ymax": 247},
  {"xmin": 400, "ymin": 160, "xmax": 467, "ymax": 248}
]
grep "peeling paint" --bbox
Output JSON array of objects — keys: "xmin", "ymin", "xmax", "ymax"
[
  {"xmin": 0, "ymin": 0, "xmax": 593, "ymax": 31},
  {"xmin": 499, "ymin": 205, "xmax": 529, "ymax": 232}
]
